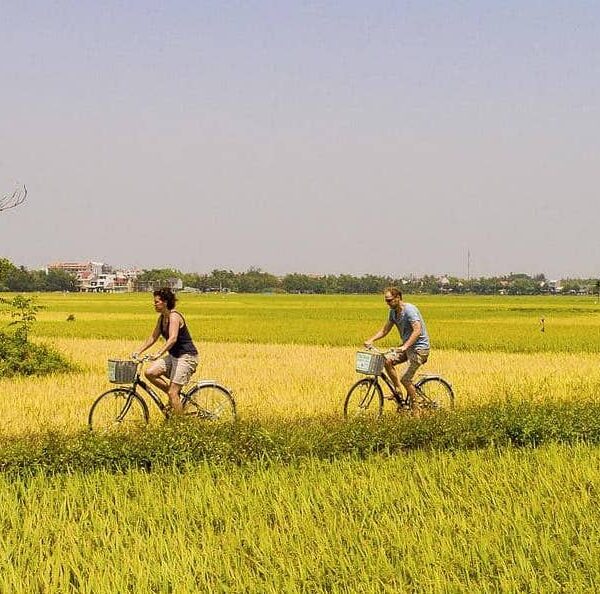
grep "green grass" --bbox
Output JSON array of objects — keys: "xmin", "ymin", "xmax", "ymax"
[
  {"xmin": 1, "ymin": 444, "xmax": 599, "ymax": 592},
  {"xmin": 2, "ymin": 401, "xmax": 600, "ymax": 473},
  {"xmin": 2, "ymin": 292, "xmax": 600, "ymax": 591},
  {"xmin": 3, "ymin": 292, "xmax": 600, "ymax": 352}
]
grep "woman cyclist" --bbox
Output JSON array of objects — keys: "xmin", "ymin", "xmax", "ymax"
[{"xmin": 133, "ymin": 287, "xmax": 198, "ymax": 414}]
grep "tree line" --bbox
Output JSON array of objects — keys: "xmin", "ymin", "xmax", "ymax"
[
  {"xmin": 0, "ymin": 259, "xmax": 78, "ymax": 292},
  {"xmin": 1, "ymin": 258, "xmax": 598, "ymax": 295}
]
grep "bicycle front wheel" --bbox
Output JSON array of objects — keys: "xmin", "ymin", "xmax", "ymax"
[
  {"xmin": 88, "ymin": 388, "xmax": 149, "ymax": 432},
  {"xmin": 183, "ymin": 384, "xmax": 236, "ymax": 422},
  {"xmin": 415, "ymin": 377, "xmax": 455, "ymax": 411},
  {"xmin": 343, "ymin": 378, "xmax": 383, "ymax": 420}
]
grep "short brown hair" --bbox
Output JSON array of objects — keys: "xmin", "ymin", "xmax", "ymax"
[{"xmin": 384, "ymin": 286, "xmax": 402, "ymax": 299}]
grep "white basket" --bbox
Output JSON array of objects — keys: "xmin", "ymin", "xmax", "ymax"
[
  {"xmin": 355, "ymin": 351, "xmax": 385, "ymax": 375},
  {"xmin": 107, "ymin": 359, "xmax": 138, "ymax": 384}
]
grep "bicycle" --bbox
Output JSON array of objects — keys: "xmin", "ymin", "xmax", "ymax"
[
  {"xmin": 343, "ymin": 347, "xmax": 454, "ymax": 419},
  {"xmin": 88, "ymin": 355, "xmax": 236, "ymax": 432}
]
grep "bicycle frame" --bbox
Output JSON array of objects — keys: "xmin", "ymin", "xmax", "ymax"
[
  {"xmin": 131, "ymin": 375, "xmax": 170, "ymax": 414},
  {"xmin": 128, "ymin": 368, "xmax": 224, "ymax": 415},
  {"xmin": 371, "ymin": 371, "xmax": 449, "ymax": 407}
]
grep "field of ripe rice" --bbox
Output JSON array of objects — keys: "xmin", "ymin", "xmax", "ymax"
[
  {"xmin": 2, "ymin": 338, "xmax": 600, "ymax": 436},
  {"xmin": 20, "ymin": 292, "xmax": 600, "ymax": 352},
  {"xmin": 1, "ymin": 293, "xmax": 600, "ymax": 435},
  {"xmin": 1, "ymin": 293, "xmax": 599, "ymax": 592},
  {"xmin": 1, "ymin": 445, "xmax": 600, "ymax": 592}
]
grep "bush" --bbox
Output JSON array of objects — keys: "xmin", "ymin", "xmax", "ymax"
[
  {"xmin": 0, "ymin": 331, "xmax": 76, "ymax": 377},
  {"xmin": 0, "ymin": 295, "xmax": 75, "ymax": 377},
  {"xmin": 2, "ymin": 401, "xmax": 600, "ymax": 475}
]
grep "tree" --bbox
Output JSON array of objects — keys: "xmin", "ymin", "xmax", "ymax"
[
  {"xmin": 5, "ymin": 267, "xmax": 37, "ymax": 292},
  {"xmin": 0, "ymin": 184, "xmax": 27, "ymax": 212},
  {"xmin": 0, "ymin": 258, "xmax": 18, "ymax": 290},
  {"xmin": 45, "ymin": 269, "xmax": 78, "ymax": 292}
]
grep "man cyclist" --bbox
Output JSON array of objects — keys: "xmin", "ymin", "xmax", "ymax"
[{"xmin": 364, "ymin": 287, "xmax": 430, "ymax": 408}]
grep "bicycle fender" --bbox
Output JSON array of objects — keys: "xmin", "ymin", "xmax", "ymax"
[{"xmin": 417, "ymin": 374, "xmax": 452, "ymax": 385}]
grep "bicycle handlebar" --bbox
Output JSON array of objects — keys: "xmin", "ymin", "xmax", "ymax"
[{"xmin": 364, "ymin": 345, "xmax": 398, "ymax": 356}]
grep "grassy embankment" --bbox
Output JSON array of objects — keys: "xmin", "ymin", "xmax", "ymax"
[{"xmin": 0, "ymin": 293, "xmax": 599, "ymax": 592}]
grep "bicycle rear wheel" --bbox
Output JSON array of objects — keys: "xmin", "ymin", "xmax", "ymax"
[
  {"xmin": 343, "ymin": 378, "xmax": 383, "ymax": 420},
  {"xmin": 415, "ymin": 377, "xmax": 454, "ymax": 411},
  {"xmin": 88, "ymin": 388, "xmax": 149, "ymax": 432},
  {"xmin": 183, "ymin": 383, "xmax": 236, "ymax": 422}
]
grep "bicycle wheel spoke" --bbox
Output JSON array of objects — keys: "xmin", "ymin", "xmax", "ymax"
[
  {"xmin": 344, "ymin": 379, "xmax": 383, "ymax": 419},
  {"xmin": 415, "ymin": 378, "xmax": 454, "ymax": 411},
  {"xmin": 89, "ymin": 389, "xmax": 148, "ymax": 433},
  {"xmin": 184, "ymin": 385, "xmax": 236, "ymax": 422}
]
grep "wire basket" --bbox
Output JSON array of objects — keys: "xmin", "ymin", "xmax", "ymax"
[
  {"xmin": 107, "ymin": 359, "xmax": 138, "ymax": 384},
  {"xmin": 355, "ymin": 351, "xmax": 385, "ymax": 375}
]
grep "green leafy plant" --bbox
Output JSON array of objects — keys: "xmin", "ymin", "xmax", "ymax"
[{"xmin": 0, "ymin": 295, "xmax": 75, "ymax": 377}]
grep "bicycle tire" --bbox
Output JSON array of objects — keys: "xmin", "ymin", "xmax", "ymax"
[
  {"xmin": 88, "ymin": 388, "xmax": 149, "ymax": 432},
  {"xmin": 183, "ymin": 383, "xmax": 236, "ymax": 422},
  {"xmin": 343, "ymin": 378, "xmax": 383, "ymax": 420},
  {"xmin": 414, "ymin": 377, "xmax": 455, "ymax": 411}
]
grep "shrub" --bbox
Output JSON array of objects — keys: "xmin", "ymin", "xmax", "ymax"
[
  {"xmin": 0, "ymin": 295, "xmax": 75, "ymax": 377},
  {"xmin": 2, "ymin": 401, "xmax": 600, "ymax": 475}
]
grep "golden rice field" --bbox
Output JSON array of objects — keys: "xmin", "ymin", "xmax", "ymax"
[
  {"xmin": 2, "ymin": 339, "xmax": 600, "ymax": 436},
  {"xmin": 1, "ymin": 293, "xmax": 600, "ymax": 592},
  {"xmin": 2, "ymin": 446, "xmax": 600, "ymax": 592}
]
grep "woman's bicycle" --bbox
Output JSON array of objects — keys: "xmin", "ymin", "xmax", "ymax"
[
  {"xmin": 88, "ymin": 355, "xmax": 236, "ymax": 432},
  {"xmin": 344, "ymin": 347, "xmax": 454, "ymax": 419}
]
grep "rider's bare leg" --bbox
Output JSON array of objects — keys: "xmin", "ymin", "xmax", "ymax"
[
  {"xmin": 168, "ymin": 382, "xmax": 184, "ymax": 414},
  {"xmin": 401, "ymin": 378, "xmax": 419, "ymax": 406},
  {"xmin": 145, "ymin": 368, "xmax": 170, "ymax": 393},
  {"xmin": 384, "ymin": 359, "xmax": 403, "ymax": 397}
]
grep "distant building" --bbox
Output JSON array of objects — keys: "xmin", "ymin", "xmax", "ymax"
[
  {"xmin": 548, "ymin": 280, "xmax": 563, "ymax": 294},
  {"xmin": 47, "ymin": 261, "xmax": 138, "ymax": 292}
]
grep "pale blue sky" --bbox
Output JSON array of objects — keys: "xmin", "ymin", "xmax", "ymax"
[{"xmin": 1, "ymin": 1, "xmax": 599, "ymax": 278}]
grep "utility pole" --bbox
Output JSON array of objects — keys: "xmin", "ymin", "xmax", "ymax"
[{"xmin": 467, "ymin": 249, "xmax": 471, "ymax": 281}]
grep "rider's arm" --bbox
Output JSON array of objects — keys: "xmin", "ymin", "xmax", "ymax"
[
  {"xmin": 364, "ymin": 320, "xmax": 394, "ymax": 348},
  {"xmin": 399, "ymin": 320, "xmax": 422, "ymax": 352},
  {"xmin": 153, "ymin": 312, "xmax": 181, "ymax": 358}
]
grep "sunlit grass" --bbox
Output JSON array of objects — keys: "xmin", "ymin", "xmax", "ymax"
[
  {"xmin": 1, "ymin": 337, "xmax": 600, "ymax": 437},
  {"xmin": 2, "ymin": 292, "xmax": 600, "ymax": 592},
  {"xmin": 1, "ymin": 445, "xmax": 599, "ymax": 592},
  {"xmin": 3, "ymin": 292, "xmax": 599, "ymax": 352}
]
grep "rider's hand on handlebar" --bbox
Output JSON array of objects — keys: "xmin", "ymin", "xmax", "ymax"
[{"xmin": 363, "ymin": 341, "xmax": 374, "ymax": 350}]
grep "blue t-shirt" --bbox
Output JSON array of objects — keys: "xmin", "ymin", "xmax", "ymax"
[{"xmin": 388, "ymin": 303, "xmax": 430, "ymax": 350}]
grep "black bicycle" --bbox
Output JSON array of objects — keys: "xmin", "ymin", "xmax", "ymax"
[
  {"xmin": 344, "ymin": 347, "xmax": 454, "ymax": 419},
  {"xmin": 88, "ymin": 355, "xmax": 236, "ymax": 432}
]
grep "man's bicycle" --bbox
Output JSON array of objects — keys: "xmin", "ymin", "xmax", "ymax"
[
  {"xmin": 343, "ymin": 347, "xmax": 454, "ymax": 419},
  {"xmin": 88, "ymin": 355, "xmax": 236, "ymax": 432}
]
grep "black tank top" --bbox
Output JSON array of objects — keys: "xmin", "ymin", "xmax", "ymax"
[{"xmin": 159, "ymin": 311, "xmax": 198, "ymax": 357}]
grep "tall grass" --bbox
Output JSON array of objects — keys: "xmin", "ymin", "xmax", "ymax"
[
  {"xmin": 3, "ymin": 292, "xmax": 599, "ymax": 352},
  {"xmin": 1, "ymin": 338, "xmax": 600, "ymax": 436},
  {"xmin": 1, "ymin": 445, "xmax": 599, "ymax": 592},
  {"xmin": 1, "ymin": 293, "xmax": 599, "ymax": 592},
  {"xmin": 2, "ymin": 401, "xmax": 600, "ymax": 473}
]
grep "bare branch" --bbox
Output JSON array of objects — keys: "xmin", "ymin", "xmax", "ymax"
[{"xmin": 0, "ymin": 184, "xmax": 27, "ymax": 212}]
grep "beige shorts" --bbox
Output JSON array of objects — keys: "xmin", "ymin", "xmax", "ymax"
[
  {"xmin": 148, "ymin": 353, "xmax": 198, "ymax": 386},
  {"xmin": 385, "ymin": 348, "xmax": 429, "ymax": 383}
]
